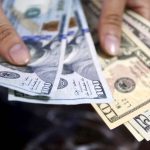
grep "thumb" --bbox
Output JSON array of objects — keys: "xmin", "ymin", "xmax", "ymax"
[
  {"xmin": 0, "ymin": 7, "xmax": 30, "ymax": 65},
  {"xmin": 99, "ymin": 0, "xmax": 126, "ymax": 56}
]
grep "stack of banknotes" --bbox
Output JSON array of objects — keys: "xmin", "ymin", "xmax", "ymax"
[
  {"xmin": 83, "ymin": 0, "xmax": 150, "ymax": 142},
  {"xmin": 2, "ymin": 0, "xmax": 113, "ymax": 104},
  {"xmin": 1, "ymin": 0, "xmax": 150, "ymax": 142}
]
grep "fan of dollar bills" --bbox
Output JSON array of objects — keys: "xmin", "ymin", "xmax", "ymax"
[
  {"xmin": 1, "ymin": 0, "xmax": 150, "ymax": 142},
  {"xmin": 2, "ymin": 0, "xmax": 112, "ymax": 104}
]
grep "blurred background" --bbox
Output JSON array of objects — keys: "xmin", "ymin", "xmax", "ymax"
[
  {"xmin": 1, "ymin": 87, "xmax": 150, "ymax": 150},
  {"xmin": 1, "ymin": 0, "xmax": 150, "ymax": 149}
]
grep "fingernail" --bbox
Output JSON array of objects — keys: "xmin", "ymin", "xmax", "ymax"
[
  {"xmin": 9, "ymin": 44, "xmax": 30, "ymax": 65},
  {"xmin": 104, "ymin": 35, "xmax": 120, "ymax": 56}
]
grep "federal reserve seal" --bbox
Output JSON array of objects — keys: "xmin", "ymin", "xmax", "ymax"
[
  {"xmin": 115, "ymin": 77, "xmax": 135, "ymax": 93},
  {"xmin": 58, "ymin": 78, "xmax": 68, "ymax": 89},
  {"xmin": 0, "ymin": 71, "xmax": 20, "ymax": 79}
]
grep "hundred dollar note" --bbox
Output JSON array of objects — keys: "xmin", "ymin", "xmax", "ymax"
[
  {"xmin": 52, "ymin": 0, "xmax": 112, "ymax": 103},
  {"xmin": 12, "ymin": 0, "xmax": 51, "ymax": 18},
  {"xmin": 9, "ymin": 0, "xmax": 113, "ymax": 104},
  {"xmin": 2, "ymin": 0, "xmax": 66, "ymax": 36},
  {"xmin": 1, "ymin": 0, "xmax": 70, "ymax": 96}
]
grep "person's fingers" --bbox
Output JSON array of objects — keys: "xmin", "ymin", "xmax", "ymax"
[
  {"xmin": 127, "ymin": 0, "xmax": 150, "ymax": 20},
  {"xmin": 99, "ymin": 0, "xmax": 127, "ymax": 56},
  {"xmin": 0, "ymin": 7, "xmax": 30, "ymax": 65}
]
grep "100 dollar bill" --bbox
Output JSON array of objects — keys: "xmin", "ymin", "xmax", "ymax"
[
  {"xmin": 8, "ymin": 0, "xmax": 113, "ymax": 104},
  {"xmin": 1, "ymin": 0, "xmax": 71, "ymax": 96},
  {"xmin": 3, "ymin": 0, "xmax": 68, "ymax": 36}
]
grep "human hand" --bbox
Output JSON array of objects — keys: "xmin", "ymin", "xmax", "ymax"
[
  {"xmin": 0, "ymin": 6, "xmax": 30, "ymax": 65},
  {"xmin": 99, "ymin": 0, "xmax": 150, "ymax": 56}
]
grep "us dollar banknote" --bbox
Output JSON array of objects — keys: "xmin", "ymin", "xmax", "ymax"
[
  {"xmin": 2, "ymin": 0, "xmax": 69, "ymax": 36},
  {"xmin": 83, "ymin": 0, "xmax": 150, "ymax": 49},
  {"xmin": 128, "ymin": 110, "xmax": 150, "ymax": 141},
  {"xmin": 122, "ymin": 12, "xmax": 150, "ymax": 141},
  {"xmin": 123, "ymin": 11, "xmax": 150, "ymax": 49},
  {"xmin": 8, "ymin": 0, "xmax": 113, "ymax": 104},
  {"xmin": 92, "ymin": 28, "xmax": 150, "ymax": 129},
  {"xmin": 1, "ymin": 0, "xmax": 71, "ymax": 96},
  {"xmin": 124, "ymin": 122, "xmax": 144, "ymax": 142},
  {"xmin": 82, "ymin": 0, "xmax": 150, "ymax": 129},
  {"xmin": 52, "ymin": 0, "xmax": 112, "ymax": 103}
]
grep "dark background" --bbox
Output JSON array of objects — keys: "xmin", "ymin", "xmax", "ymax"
[{"xmin": 1, "ymin": 87, "xmax": 150, "ymax": 150}]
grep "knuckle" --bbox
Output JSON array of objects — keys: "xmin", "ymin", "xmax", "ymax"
[
  {"xmin": 0, "ymin": 24, "xmax": 14, "ymax": 42},
  {"xmin": 102, "ymin": 14, "xmax": 122, "ymax": 28}
]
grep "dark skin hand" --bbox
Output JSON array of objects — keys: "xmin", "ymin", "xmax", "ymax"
[
  {"xmin": 0, "ymin": 5, "xmax": 30, "ymax": 65},
  {"xmin": 99, "ymin": 0, "xmax": 150, "ymax": 56},
  {"xmin": 0, "ymin": 0, "xmax": 149, "ymax": 65}
]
